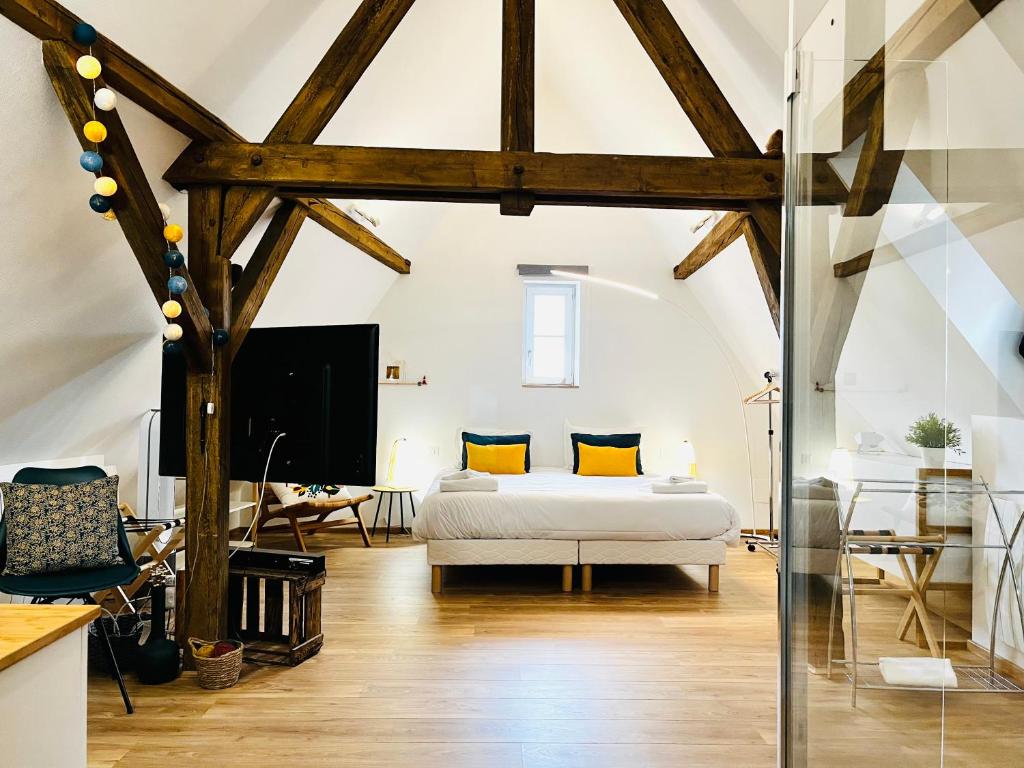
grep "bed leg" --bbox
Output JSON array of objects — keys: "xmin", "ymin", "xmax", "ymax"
[
  {"xmin": 561, "ymin": 565, "xmax": 573, "ymax": 593},
  {"xmin": 708, "ymin": 564, "xmax": 720, "ymax": 593},
  {"xmin": 581, "ymin": 564, "xmax": 593, "ymax": 592},
  {"xmin": 431, "ymin": 565, "xmax": 443, "ymax": 594}
]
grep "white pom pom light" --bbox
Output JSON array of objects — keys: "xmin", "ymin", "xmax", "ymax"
[
  {"xmin": 93, "ymin": 88, "xmax": 117, "ymax": 111},
  {"xmin": 158, "ymin": 203, "xmax": 171, "ymax": 222},
  {"xmin": 163, "ymin": 323, "xmax": 183, "ymax": 341}
]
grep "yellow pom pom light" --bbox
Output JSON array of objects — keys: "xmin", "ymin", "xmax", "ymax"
[
  {"xmin": 162, "ymin": 300, "xmax": 182, "ymax": 319},
  {"xmin": 163, "ymin": 224, "xmax": 183, "ymax": 243},
  {"xmin": 76, "ymin": 55, "xmax": 102, "ymax": 80},
  {"xmin": 83, "ymin": 120, "xmax": 107, "ymax": 143},
  {"xmin": 102, "ymin": 210, "xmax": 117, "ymax": 222},
  {"xmin": 93, "ymin": 176, "xmax": 117, "ymax": 197},
  {"xmin": 163, "ymin": 323, "xmax": 183, "ymax": 342}
]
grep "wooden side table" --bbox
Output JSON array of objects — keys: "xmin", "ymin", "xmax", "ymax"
[{"xmin": 370, "ymin": 486, "xmax": 417, "ymax": 542}]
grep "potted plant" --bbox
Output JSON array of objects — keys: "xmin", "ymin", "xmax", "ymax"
[{"xmin": 905, "ymin": 412, "xmax": 962, "ymax": 467}]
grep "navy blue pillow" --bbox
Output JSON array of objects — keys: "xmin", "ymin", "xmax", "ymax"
[
  {"xmin": 461, "ymin": 432, "xmax": 531, "ymax": 472},
  {"xmin": 571, "ymin": 433, "xmax": 642, "ymax": 474}
]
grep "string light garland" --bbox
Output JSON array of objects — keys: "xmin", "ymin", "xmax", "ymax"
[{"xmin": 71, "ymin": 22, "xmax": 197, "ymax": 356}]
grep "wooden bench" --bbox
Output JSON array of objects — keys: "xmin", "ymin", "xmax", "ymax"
[{"xmin": 251, "ymin": 485, "xmax": 373, "ymax": 552}]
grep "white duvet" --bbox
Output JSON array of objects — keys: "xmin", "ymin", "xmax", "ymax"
[{"xmin": 412, "ymin": 467, "xmax": 740, "ymax": 544}]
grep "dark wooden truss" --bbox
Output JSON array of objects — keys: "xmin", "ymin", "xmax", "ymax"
[{"xmin": 5, "ymin": 0, "xmax": 1005, "ymax": 650}]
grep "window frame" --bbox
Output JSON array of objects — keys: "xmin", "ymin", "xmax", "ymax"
[{"xmin": 521, "ymin": 278, "xmax": 581, "ymax": 387}]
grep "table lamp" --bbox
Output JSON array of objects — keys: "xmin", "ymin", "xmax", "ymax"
[
  {"xmin": 385, "ymin": 438, "xmax": 406, "ymax": 486},
  {"xmin": 679, "ymin": 440, "xmax": 697, "ymax": 477}
]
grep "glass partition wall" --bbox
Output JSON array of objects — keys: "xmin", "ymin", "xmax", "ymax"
[{"xmin": 782, "ymin": 2, "xmax": 1024, "ymax": 765}]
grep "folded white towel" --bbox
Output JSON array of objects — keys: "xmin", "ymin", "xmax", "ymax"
[
  {"xmin": 440, "ymin": 476, "xmax": 499, "ymax": 492},
  {"xmin": 669, "ymin": 474, "xmax": 695, "ymax": 483},
  {"xmin": 878, "ymin": 657, "xmax": 957, "ymax": 689},
  {"xmin": 441, "ymin": 469, "xmax": 490, "ymax": 481},
  {"xmin": 652, "ymin": 480, "xmax": 708, "ymax": 494}
]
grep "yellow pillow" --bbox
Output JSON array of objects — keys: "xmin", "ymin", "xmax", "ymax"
[
  {"xmin": 465, "ymin": 442, "xmax": 528, "ymax": 474},
  {"xmin": 576, "ymin": 443, "xmax": 640, "ymax": 477}
]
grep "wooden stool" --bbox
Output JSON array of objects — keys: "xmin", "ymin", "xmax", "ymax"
[{"xmin": 370, "ymin": 486, "xmax": 417, "ymax": 543}]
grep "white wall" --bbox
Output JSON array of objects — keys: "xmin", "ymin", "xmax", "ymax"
[{"xmin": 368, "ymin": 204, "xmax": 764, "ymax": 526}]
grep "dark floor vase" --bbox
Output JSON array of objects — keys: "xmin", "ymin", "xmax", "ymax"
[{"xmin": 135, "ymin": 577, "xmax": 181, "ymax": 685}]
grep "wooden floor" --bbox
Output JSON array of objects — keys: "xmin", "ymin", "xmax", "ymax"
[{"xmin": 86, "ymin": 533, "xmax": 1024, "ymax": 767}]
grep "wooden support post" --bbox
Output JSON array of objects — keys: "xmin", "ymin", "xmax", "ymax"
[
  {"xmin": 708, "ymin": 564, "xmax": 720, "ymax": 593},
  {"xmin": 180, "ymin": 185, "xmax": 232, "ymax": 655},
  {"xmin": 561, "ymin": 565, "xmax": 573, "ymax": 593},
  {"xmin": 581, "ymin": 564, "xmax": 593, "ymax": 593},
  {"xmin": 500, "ymin": 0, "xmax": 535, "ymax": 216},
  {"xmin": 431, "ymin": 565, "xmax": 443, "ymax": 594}
]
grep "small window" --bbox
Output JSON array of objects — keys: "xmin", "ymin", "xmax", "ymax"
[{"xmin": 522, "ymin": 280, "xmax": 580, "ymax": 386}]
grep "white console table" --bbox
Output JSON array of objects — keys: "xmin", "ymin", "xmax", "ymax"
[{"xmin": 0, "ymin": 605, "xmax": 99, "ymax": 767}]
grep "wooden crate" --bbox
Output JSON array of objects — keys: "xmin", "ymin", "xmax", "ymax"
[{"xmin": 228, "ymin": 565, "xmax": 325, "ymax": 666}]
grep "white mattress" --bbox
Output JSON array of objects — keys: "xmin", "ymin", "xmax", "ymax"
[{"xmin": 412, "ymin": 467, "xmax": 740, "ymax": 543}]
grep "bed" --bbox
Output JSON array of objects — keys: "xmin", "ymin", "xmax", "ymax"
[{"xmin": 412, "ymin": 467, "xmax": 740, "ymax": 593}]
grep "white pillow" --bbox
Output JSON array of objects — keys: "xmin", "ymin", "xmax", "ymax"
[
  {"xmin": 563, "ymin": 420, "xmax": 642, "ymax": 468},
  {"xmin": 268, "ymin": 482, "xmax": 352, "ymax": 508},
  {"xmin": 455, "ymin": 427, "xmax": 533, "ymax": 466}
]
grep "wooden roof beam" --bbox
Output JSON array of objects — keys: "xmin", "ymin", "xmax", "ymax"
[
  {"xmin": 839, "ymin": 0, "xmax": 1004, "ymax": 148},
  {"xmin": 0, "ymin": 0, "xmax": 411, "ymax": 275},
  {"xmin": 830, "ymin": 91, "xmax": 905, "ymax": 273},
  {"xmin": 229, "ymin": 201, "xmax": 308, "ymax": 359},
  {"xmin": 166, "ymin": 144, "xmax": 782, "ymax": 205},
  {"xmin": 42, "ymin": 40, "xmax": 212, "ymax": 370},
  {"xmin": 500, "ymin": 0, "xmax": 535, "ymax": 216},
  {"xmin": 673, "ymin": 212, "xmax": 749, "ymax": 279},
  {"xmin": 301, "ymin": 200, "xmax": 410, "ymax": 274},
  {"xmin": 834, "ymin": 203, "xmax": 1024, "ymax": 278},
  {"xmin": 219, "ymin": 0, "xmax": 416, "ymax": 258},
  {"xmin": 742, "ymin": 216, "xmax": 781, "ymax": 334},
  {"xmin": 612, "ymin": 0, "xmax": 783, "ymax": 316}
]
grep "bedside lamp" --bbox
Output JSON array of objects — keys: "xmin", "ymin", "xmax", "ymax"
[
  {"xmin": 385, "ymin": 438, "xmax": 407, "ymax": 486},
  {"xmin": 679, "ymin": 440, "xmax": 697, "ymax": 478}
]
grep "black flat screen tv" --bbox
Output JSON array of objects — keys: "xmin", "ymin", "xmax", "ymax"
[{"xmin": 159, "ymin": 324, "xmax": 378, "ymax": 485}]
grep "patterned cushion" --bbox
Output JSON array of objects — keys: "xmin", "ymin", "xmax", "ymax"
[{"xmin": 1, "ymin": 476, "xmax": 123, "ymax": 576}]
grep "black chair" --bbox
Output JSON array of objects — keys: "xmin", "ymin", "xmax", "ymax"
[{"xmin": 0, "ymin": 465, "xmax": 140, "ymax": 714}]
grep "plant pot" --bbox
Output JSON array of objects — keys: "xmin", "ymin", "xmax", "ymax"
[{"xmin": 919, "ymin": 447, "xmax": 946, "ymax": 468}]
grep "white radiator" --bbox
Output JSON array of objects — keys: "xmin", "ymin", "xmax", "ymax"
[{"xmin": 137, "ymin": 409, "xmax": 175, "ymax": 521}]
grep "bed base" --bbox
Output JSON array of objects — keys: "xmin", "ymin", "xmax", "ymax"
[{"xmin": 426, "ymin": 539, "xmax": 726, "ymax": 594}]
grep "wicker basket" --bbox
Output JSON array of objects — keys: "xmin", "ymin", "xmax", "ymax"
[{"xmin": 188, "ymin": 637, "xmax": 243, "ymax": 689}]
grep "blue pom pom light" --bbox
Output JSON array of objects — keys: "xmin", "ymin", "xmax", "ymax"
[
  {"xmin": 162, "ymin": 341, "xmax": 182, "ymax": 356},
  {"xmin": 89, "ymin": 193, "xmax": 111, "ymax": 213},
  {"xmin": 79, "ymin": 151, "xmax": 103, "ymax": 172},
  {"xmin": 212, "ymin": 329, "xmax": 230, "ymax": 347},
  {"xmin": 72, "ymin": 23, "xmax": 97, "ymax": 46},
  {"xmin": 163, "ymin": 250, "xmax": 185, "ymax": 268},
  {"xmin": 167, "ymin": 275, "xmax": 188, "ymax": 294}
]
